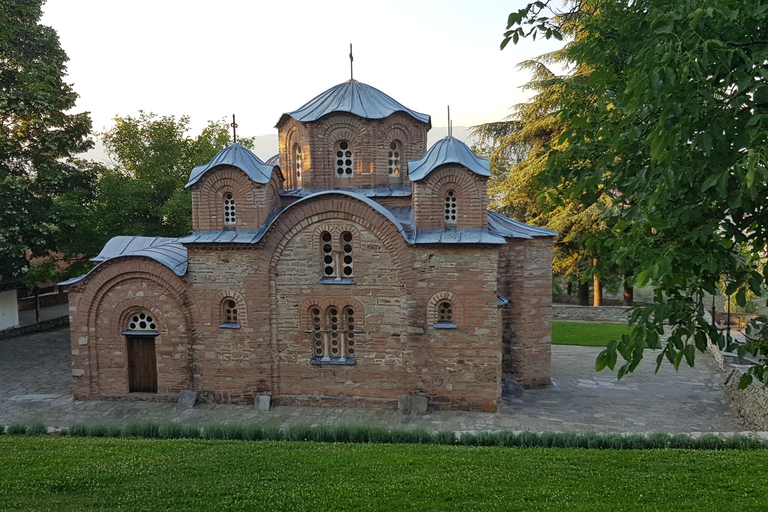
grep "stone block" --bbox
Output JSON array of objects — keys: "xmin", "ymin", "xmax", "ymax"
[
  {"xmin": 255, "ymin": 394, "xmax": 271, "ymax": 411},
  {"xmin": 398, "ymin": 395, "xmax": 428, "ymax": 415},
  {"xmin": 177, "ymin": 390, "xmax": 198, "ymax": 409},
  {"xmin": 501, "ymin": 379, "xmax": 524, "ymax": 405}
]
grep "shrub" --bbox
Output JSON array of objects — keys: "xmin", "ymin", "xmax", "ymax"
[
  {"xmin": 27, "ymin": 423, "xmax": 48, "ymax": 436},
  {"xmin": 7, "ymin": 424, "xmax": 27, "ymax": 435},
  {"xmin": 434, "ymin": 431, "xmax": 457, "ymax": 445},
  {"xmin": 697, "ymin": 434, "xmax": 724, "ymax": 450},
  {"xmin": 123, "ymin": 422, "xmax": 160, "ymax": 438}
]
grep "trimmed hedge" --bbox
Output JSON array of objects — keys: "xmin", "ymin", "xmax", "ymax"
[{"xmin": 1, "ymin": 422, "xmax": 764, "ymax": 450}]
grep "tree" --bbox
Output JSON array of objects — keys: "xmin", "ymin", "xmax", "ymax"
[
  {"xmin": 506, "ymin": 0, "xmax": 768, "ymax": 385},
  {"xmin": 0, "ymin": 0, "xmax": 93, "ymax": 281},
  {"xmin": 95, "ymin": 113, "xmax": 254, "ymax": 240},
  {"xmin": 477, "ymin": 1, "xmax": 608, "ymax": 303}
]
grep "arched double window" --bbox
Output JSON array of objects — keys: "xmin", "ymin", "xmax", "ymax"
[
  {"xmin": 334, "ymin": 140, "xmax": 354, "ymax": 178},
  {"xmin": 310, "ymin": 305, "xmax": 356, "ymax": 363},
  {"xmin": 444, "ymin": 190, "xmax": 457, "ymax": 226},
  {"xmin": 320, "ymin": 231, "xmax": 354, "ymax": 283},
  {"xmin": 224, "ymin": 193, "xmax": 236, "ymax": 227}
]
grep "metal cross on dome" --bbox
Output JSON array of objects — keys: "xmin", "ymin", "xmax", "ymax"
[{"xmin": 230, "ymin": 114, "xmax": 238, "ymax": 144}]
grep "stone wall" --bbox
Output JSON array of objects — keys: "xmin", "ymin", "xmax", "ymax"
[
  {"xmin": 723, "ymin": 364, "xmax": 768, "ymax": 430},
  {"xmin": 553, "ymin": 304, "xmax": 631, "ymax": 323}
]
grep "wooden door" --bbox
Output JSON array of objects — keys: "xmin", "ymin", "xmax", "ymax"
[{"xmin": 127, "ymin": 336, "xmax": 157, "ymax": 393}]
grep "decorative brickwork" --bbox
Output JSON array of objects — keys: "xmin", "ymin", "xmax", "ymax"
[{"xmin": 64, "ymin": 80, "xmax": 553, "ymax": 412}]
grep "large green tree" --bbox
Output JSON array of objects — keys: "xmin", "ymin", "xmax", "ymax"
[
  {"xmin": 95, "ymin": 113, "xmax": 253, "ymax": 240},
  {"xmin": 507, "ymin": 0, "xmax": 768, "ymax": 384},
  {"xmin": 477, "ymin": 2, "xmax": 611, "ymax": 301},
  {"xmin": 0, "ymin": 0, "xmax": 93, "ymax": 281}
]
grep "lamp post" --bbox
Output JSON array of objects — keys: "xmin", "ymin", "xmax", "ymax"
[{"xmin": 724, "ymin": 278, "xmax": 733, "ymax": 346}]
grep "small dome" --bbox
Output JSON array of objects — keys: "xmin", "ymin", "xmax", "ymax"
[
  {"xmin": 277, "ymin": 80, "xmax": 430, "ymax": 127},
  {"xmin": 408, "ymin": 136, "xmax": 490, "ymax": 182},
  {"xmin": 185, "ymin": 143, "xmax": 276, "ymax": 188}
]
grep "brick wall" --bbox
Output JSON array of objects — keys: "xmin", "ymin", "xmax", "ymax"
[
  {"xmin": 412, "ymin": 166, "xmax": 489, "ymax": 231},
  {"xmin": 497, "ymin": 237, "xmax": 553, "ymax": 388}
]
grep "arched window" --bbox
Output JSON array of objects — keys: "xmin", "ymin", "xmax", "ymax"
[
  {"xmin": 334, "ymin": 140, "xmax": 354, "ymax": 178},
  {"xmin": 319, "ymin": 231, "xmax": 354, "ymax": 283},
  {"xmin": 127, "ymin": 311, "xmax": 157, "ymax": 332},
  {"xmin": 310, "ymin": 304, "xmax": 356, "ymax": 363},
  {"xmin": 293, "ymin": 144, "xmax": 303, "ymax": 187},
  {"xmin": 220, "ymin": 298, "xmax": 240, "ymax": 328},
  {"xmin": 224, "ymin": 193, "xmax": 236, "ymax": 227},
  {"xmin": 444, "ymin": 190, "xmax": 457, "ymax": 226},
  {"xmin": 434, "ymin": 300, "xmax": 457, "ymax": 328},
  {"xmin": 387, "ymin": 140, "xmax": 401, "ymax": 178}
]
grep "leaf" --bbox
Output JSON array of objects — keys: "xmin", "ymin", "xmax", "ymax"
[{"xmin": 738, "ymin": 373, "xmax": 753, "ymax": 390}]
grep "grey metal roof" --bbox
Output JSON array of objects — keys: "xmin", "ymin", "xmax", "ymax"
[
  {"xmin": 487, "ymin": 211, "xmax": 557, "ymax": 238},
  {"xmin": 277, "ymin": 80, "xmax": 430, "ymax": 127},
  {"xmin": 266, "ymin": 154, "xmax": 280, "ymax": 166},
  {"xmin": 412, "ymin": 228, "xmax": 506, "ymax": 245},
  {"xmin": 181, "ymin": 190, "xmax": 409, "ymax": 246},
  {"xmin": 280, "ymin": 185, "xmax": 412, "ymax": 199},
  {"xmin": 409, "ymin": 136, "xmax": 491, "ymax": 182},
  {"xmin": 185, "ymin": 143, "xmax": 276, "ymax": 188},
  {"xmin": 59, "ymin": 236, "xmax": 188, "ymax": 287}
]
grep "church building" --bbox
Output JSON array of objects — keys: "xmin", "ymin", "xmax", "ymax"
[{"xmin": 62, "ymin": 80, "xmax": 555, "ymax": 412}]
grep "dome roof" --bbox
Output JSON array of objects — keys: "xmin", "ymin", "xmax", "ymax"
[
  {"xmin": 277, "ymin": 80, "xmax": 430, "ymax": 127},
  {"xmin": 185, "ymin": 143, "xmax": 276, "ymax": 188},
  {"xmin": 408, "ymin": 136, "xmax": 491, "ymax": 182}
]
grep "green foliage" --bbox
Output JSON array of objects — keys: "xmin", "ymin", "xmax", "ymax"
[
  {"xmin": 477, "ymin": 2, "xmax": 606, "ymax": 279},
  {"xmin": 552, "ymin": 321, "xmax": 631, "ymax": 346},
  {"xmin": 0, "ymin": 0, "xmax": 94, "ymax": 281},
  {"xmin": 508, "ymin": 0, "xmax": 768, "ymax": 382},
  {"xmin": 95, "ymin": 112, "xmax": 253, "ymax": 241},
  {"xmin": 6, "ymin": 424, "xmax": 27, "ymax": 435}
]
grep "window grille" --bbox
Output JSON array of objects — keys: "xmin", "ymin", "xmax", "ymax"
[
  {"xmin": 388, "ymin": 141, "xmax": 401, "ymax": 177},
  {"xmin": 335, "ymin": 140, "xmax": 354, "ymax": 177},
  {"xmin": 293, "ymin": 144, "xmax": 302, "ymax": 186},
  {"xmin": 444, "ymin": 190, "xmax": 457, "ymax": 225},
  {"xmin": 311, "ymin": 305, "xmax": 356, "ymax": 363},
  {"xmin": 320, "ymin": 231, "xmax": 353, "ymax": 282},
  {"xmin": 224, "ymin": 193, "xmax": 236, "ymax": 225}
]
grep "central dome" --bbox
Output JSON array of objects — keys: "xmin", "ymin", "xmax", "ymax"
[{"xmin": 277, "ymin": 80, "xmax": 430, "ymax": 127}]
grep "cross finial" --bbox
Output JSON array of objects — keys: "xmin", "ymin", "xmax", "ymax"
[
  {"xmin": 230, "ymin": 114, "xmax": 238, "ymax": 144},
  {"xmin": 447, "ymin": 106, "xmax": 451, "ymax": 136},
  {"xmin": 349, "ymin": 43, "xmax": 354, "ymax": 81}
]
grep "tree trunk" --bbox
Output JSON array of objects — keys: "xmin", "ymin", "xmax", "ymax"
[
  {"xmin": 623, "ymin": 272, "xmax": 634, "ymax": 306},
  {"xmin": 567, "ymin": 281, "xmax": 573, "ymax": 296},
  {"xmin": 577, "ymin": 281, "xmax": 590, "ymax": 306},
  {"xmin": 593, "ymin": 258, "xmax": 602, "ymax": 307}
]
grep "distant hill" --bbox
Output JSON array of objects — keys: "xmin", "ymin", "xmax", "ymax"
[{"xmin": 79, "ymin": 127, "xmax": 477, "ymax": 166}]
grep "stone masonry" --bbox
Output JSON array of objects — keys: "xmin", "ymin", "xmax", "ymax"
[{"xmin": 63, "ymin": 80, "xmax": 555, "ymax": 412}]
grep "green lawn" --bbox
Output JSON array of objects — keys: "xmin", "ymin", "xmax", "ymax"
[
  {"xmin": 552, "ymin": 321, "xmax": 631, "ymax": 346},
  {"xmin": 1, "ymin": 437, "xmax": 766, "ymax": 511}
]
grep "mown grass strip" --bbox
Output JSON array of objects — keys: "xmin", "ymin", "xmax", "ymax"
[
  {"xmin": 0, "ymin": 436, "xmax": 766, "ymax": 511},
  {"xmin": 552, "ymin": 321, "xmax": 631, "ymax": 346}
]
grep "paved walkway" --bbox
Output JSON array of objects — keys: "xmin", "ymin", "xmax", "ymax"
[{"xmin": 0, "ymin": 328, "xmax": 742, "ymax": 434}]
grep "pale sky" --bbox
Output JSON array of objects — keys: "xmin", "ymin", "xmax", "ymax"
[{"xmin": 41, "ymin": 0, "xmax": 565, "ymax": 138}]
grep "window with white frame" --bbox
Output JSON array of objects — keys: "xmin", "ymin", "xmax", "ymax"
[
  {"xmin": 444, "ymin": 190, "xmax": 457, "ymax": 225},
  {"xmin": 434, "ymin": 300, "xmax": 457, "ymax": 328},
  {"xmin": 310, "ymin": 305, "xmax": 356, "ymax": 363},
  {"xmin": 127, "ymin": 311, "xmax": 157, "ymax": 332},
  {"xmin": 334, "ymin": 140, "xmax": 354, "ymax": 177},
  {"xmin": 224, "ymin": 193, "xmax": 236, "ymax": 226},
  {"xmin": 388, "ymin": 141, "xmax": 401, "ymax": 177}
]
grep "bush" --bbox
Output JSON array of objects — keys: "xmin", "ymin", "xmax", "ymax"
[
  {"xmin": 7, "ymin": 424, "xmax": 27, "ymax": 435},
  {"xmin": 27, "ymin": 423, "xmax": 48, "ymax": 436},
  {"xmin": 123, "ymin": 422, "xmax": 160, "ymax": 439},
  {"xmin": 434, "ymin": 431, "xmax": 457, "ymax": 445}
]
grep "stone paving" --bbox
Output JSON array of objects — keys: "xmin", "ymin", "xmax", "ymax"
[{"xmin": 0, "ymin": 328, "xmax": 746, "ymax": 434}]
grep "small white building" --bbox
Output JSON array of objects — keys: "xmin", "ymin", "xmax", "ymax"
[{"xmin": 0, "ymin": 280, "xmax": 21, "ymax": 331}]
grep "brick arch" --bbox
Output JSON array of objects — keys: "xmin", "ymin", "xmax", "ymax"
[
  {"xmin": 286, "ymin": 126, "xmax": 308, "ymax": 189},
  {"xmin": 72, "ymin": 258, "xmax": 198, "ymax": 396},
  {"xmin": 311, "ymin": 223, "xmax": 361, "ymax": 247},
  {"xmin": 196, "ymin": 167, "xmax": 257, "ymax": 230},
  {"xmin": 211, "ymin": 289, "xmax": 247, "ymax": 326},
  {"xmin": 113, "ymin": 300, "xmax": 168, "ymax": 335},
  {"xmin": 417, "ymin": 166, "xmax": 488, "ymax": 229},
  {"xmin": 427, "ymin": 291, "xmax": 465, "ymax": 326},
  {"xmin": 382, "ymin": 125, "xmax": 411, "ymax": 182},
  {"xmin": 299, "ymin": 297, "xmax": 365, "ymax": 331},
  {"xmin": 263, "ymin": 195, "xmax": 413, "ymax": 290},
  {"xmin": 263, "ymin": 194, "xmax": 412, "ymax": 398}
]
